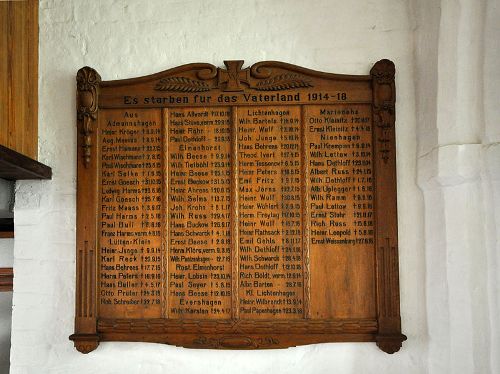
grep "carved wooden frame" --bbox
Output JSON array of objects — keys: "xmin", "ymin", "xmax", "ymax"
[{"xmin": 70, "ymin": 60, "xmax": 406, "ymax": 354}]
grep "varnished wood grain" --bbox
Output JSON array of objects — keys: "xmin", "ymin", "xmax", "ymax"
[
  {"xmin": 71, "ymin": 67, "xmax": 101, "ymax": 354},
  {"xmin": 72, "ymin": 60, "xmax": 405, "ymax": 354},
  {"xmin": 304, "ymin": 104, "xmax": 376, "ymax": 319},
  {"xmin": 0, "ymin": 0, "xmax": 38, "ymax": 159},
  {"xmin": 0, "ymin": 144, "xmax": 51, "ymax": 180},
  {"xmin": 0, "ymin": 268, "xmax": 14, "ymax": 292}
]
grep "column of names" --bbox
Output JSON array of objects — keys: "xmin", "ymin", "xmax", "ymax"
[
  {"xmin": 166, "ymin": 107, "xmax": 232, "ymax": 319},
  {"xmin": 236, "ymin": 105, "xmax": 304, "ymax": 319},
  {"xmin": 99, "ymin": 109, "xmax": 163, "ymax": 318},
  {"xmin": 305, "ymin": 104, "xmax": 375, "ymax": 318}
]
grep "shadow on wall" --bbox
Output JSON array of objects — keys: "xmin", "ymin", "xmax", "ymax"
[{"xmin": 0, "ymin": 292, "xmax": 12, "ymax": 374}]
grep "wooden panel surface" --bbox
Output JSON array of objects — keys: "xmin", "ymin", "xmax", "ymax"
[
  {"xmin": 0, "ymin": 144, "xmax": 51, "ymax": 180},
  {"xmin": 0, "ymin": 268, "xmax": 13, "ymax": 292},
  {"xmin": 0, "ymin": 0, "xmax": 38, "ymax": 159},
  {"xmin": 71, "ymin": 60, "xmax": 406, "ymax": 354},
  {"xmin": 304, "ymin": 104, "xmax": 376, "ymax": 319}
]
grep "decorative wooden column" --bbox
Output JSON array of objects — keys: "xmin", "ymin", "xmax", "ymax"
[
  {"xmin": 69, "ymin": 67, "xmax": 101, "ymax": 354},
  {"xmin": 371, "ymin": 59, "xmax": 407, "ymax": 353}
]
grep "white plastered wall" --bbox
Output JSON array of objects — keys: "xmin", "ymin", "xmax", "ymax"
[
  {"xmin": 414, "ymin": 0, "xmax": 500, "ymax": 373},
  {"xmin": 10, "ymin": 0, "xmax": 498, "ymax": 372}
]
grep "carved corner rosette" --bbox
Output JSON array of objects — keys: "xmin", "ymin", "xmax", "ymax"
[
  {"xmin": 77, "ymin": 67, "xmax": 101, "ymax": 168},
  {"xmin": 370, "ymin": 59, "xmax": 395, "ymax": 164},
  {"xmin": 153, "ymin": 60, "xmax": 313, "ymax": 93}
]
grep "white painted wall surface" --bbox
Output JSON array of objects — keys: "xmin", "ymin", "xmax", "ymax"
[
  {"xmin": 9, "ymin": 0, "xmax": 498, "ymax": 373},
  {"xmin": 414, "ymin": 0, "xmax": 500, "ymax": 373}
]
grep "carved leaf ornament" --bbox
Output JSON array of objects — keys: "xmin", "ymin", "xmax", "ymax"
[
  {"xmin": 155, "ymin": 77, "xmax": 210, "ymax": 92},
  {"xmin": 254, "ymin": 73, "xmax": 312, "ymax": 91},
  {"xmin": 154, "ymin": 73, "xmax": 313, "ymax": 92}
]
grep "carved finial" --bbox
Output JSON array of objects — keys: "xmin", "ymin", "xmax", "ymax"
[
  {"xmin": 370, "ymin": 59, "xmax": 395, "ymax": 83},
  {"xmin": 218, "ymin": 60, "xmax": 249, "ymax": 91},
  {"xmin": 371, "ymin": 60, "xmax": 395, "ymax": 164},
  {"xmin": 77, "ymin": 67, "xmax": 101, "ymax": 168}
]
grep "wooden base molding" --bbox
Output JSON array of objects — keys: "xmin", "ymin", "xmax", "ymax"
[
  {"xmin": 375, "ymin": 334, "xmax": 407, "ymax": 354},
  {"xmin": 69, "ymin": 333, "xmax": 100, "ymax": 354},
  {"xmin": 98, "ymin": 332, "xmax": 377, "ymax": 350}
]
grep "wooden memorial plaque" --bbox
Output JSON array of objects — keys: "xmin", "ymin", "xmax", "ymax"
[{"xmin": 70, "ymin": 60, "xmax": 406, "ymax": 354}]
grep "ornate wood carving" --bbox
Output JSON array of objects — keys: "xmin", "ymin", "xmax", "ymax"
[
  {"xmin": 153, "ymin": 60, "xmax": 313, "ymax": 93},
  {"xmin": 155, "ymin": 77, "xmax": 210, "ymax": 92},
  {"xmin": 192, "ymin": 335, "xmax": 279, "ymax": 349},
  {"xmin": 371, "ymin": 59, "xmax": 395, "ymax": 164},
  {"xmin": 72, "ymin": 60, "xmax": 405, "ymax": 354},
  {"xmin": 97, "ymin": 318, "xmax": 378, "ymax": 334},
  {"xmin": 219, "ymin": 60, "xmax": 249, "ymax": 91},
  {"xmin": 76, "ymin": 67, "xmax": 101, "ymax": 168},
  {"xmin": 72, "ymin": 68, "xmax": 101, "ymax": 354},
  {"xmin": 254, "ymin": 74, "xmax": 312, "ymax": 91}
]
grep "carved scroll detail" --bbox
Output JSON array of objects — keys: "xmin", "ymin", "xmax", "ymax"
[
  {"xmin": 192, "ymin": 336, "xmax": 279, "ymax": 349},
  {"xmin": 153, "ymin": 60, "xmax": 314, "ymax": 93},
  {"xmin": 77, "ymin": 67, "xmax": 101, "ymax": 168}
]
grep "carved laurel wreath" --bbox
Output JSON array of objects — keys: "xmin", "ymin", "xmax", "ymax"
[
  {"xmin": 154, "ymin": 73, "xmax": 312, "ymax": 92},
  {"xmin": 155, "ymin": 77, "xmax": 210, "ymax": 92},
  {"xmin": 254, "ymin": 73, "xmax": 312, "ymax": 91}
]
